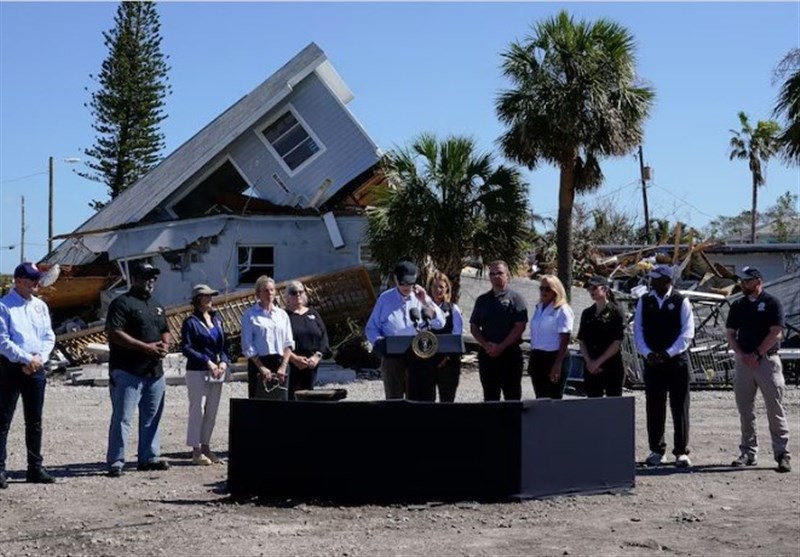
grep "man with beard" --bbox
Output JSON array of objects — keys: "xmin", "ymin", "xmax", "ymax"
[
  {"xmin": 105, "ymin": 262, "xmax": 172, "ymax": 477},
  {"xmin": 469, "ymin": 260, "xmax": 528, "ymax": 401},
  {"xmin": 725, "ymin": 266, "xmax": 790, "ymax": 473}
]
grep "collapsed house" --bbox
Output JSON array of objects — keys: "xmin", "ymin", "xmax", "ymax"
[{"xmin": 44, "ymin": 43, "xmax": 385, "ymax": 316}]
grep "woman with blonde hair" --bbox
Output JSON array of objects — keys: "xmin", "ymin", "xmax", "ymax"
[
  {"xmin": 240, "ymin": 276, "xmax": 294, "ymax": 399},
  {"xmin": 427, "ymin": 271, "xmax": 464, "ymax": 402},
  {"xmin": 284, "ymin": 280, "xmax": 332, "ymax": 400},
  {"xmin": 528, "ymin": 274, "xmax": 574, "ymax": 399}
]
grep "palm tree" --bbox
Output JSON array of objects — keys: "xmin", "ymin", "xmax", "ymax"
[
  {"xmin": 496, "ymin": 10, "xmax": 654, "ymax": 297},
  {"xmin": 366, "ymin": 133, "xmax": 530, "ymax": 302},
  {"xmin": 773, "ymin": 48, "xmax": 800, "ymax": 165},
  {"xmin": 728, "ymin": 112, "xmax": 781, "ymax": 243}
]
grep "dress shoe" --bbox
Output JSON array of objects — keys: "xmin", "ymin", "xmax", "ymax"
[
  {"xmin": 0, "ymin": 471, "xmax": 7, "ymax": 489},
  {"xmin": 26, "ymin": 468, "xmax": 55, "ymax": 484},
  {"xmin": 137, "ymin": 459, "xmax": 170, "ymax": 472}
]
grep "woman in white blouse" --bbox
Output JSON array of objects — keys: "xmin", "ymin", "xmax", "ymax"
[
  {"xmin": 240, "ymin": 276, "xmax": 295, "ymax": 399},
  {"xmin": 528, "ymin": 274, "xmax": 574, "ymax": 399}
]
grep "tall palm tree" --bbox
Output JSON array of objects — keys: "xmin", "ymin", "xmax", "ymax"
[
  {"xmin": 773, "ymin": 48, "xmax": 800, "ymax": 165},
  {"xmin": 728, "ymin": 112, "xmax": 781, "ymax": 243},
  {"xmin": 366, "ymin": 133, "xmax": 530, "ymax": 302},
  {"xmin": 496, "ymin": 10, "xmax": 654, "ymax": 297}
]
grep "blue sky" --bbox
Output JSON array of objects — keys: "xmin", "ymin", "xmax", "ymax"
[{"xmin": 1, "ymin": 1, "xmax": 798, "ymax": 274}]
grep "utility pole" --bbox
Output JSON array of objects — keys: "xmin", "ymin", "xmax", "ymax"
[
  {"xmin": 48, "ymin": 156, "xmax": 54, "ymax": 254},
  {"xmin": 638, "ymin": 145, "xmax": 651, "ymax": 244},
  {"xmin": 20, "ymin": 195, "xmax": 25, "ymax": 263}
]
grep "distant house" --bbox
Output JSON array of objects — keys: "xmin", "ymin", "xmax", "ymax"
[{"xmin": 47, "ymin": 43, "xmax": 383, "ymax": 309}]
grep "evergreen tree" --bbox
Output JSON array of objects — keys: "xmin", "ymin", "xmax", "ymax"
[{"xmin": 81, "ymin": 1, "xmax": 171, "ymax": 210}]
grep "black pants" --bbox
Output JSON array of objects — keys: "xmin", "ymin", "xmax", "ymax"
[
  {"xmin": 478, "ymin": 346, "xmax": 523, "ymax": 401},
  {"xmin": 287, "ymin": 365, "xmax": 318, "ymax": 401},
  {"xmin": 528, "ymin": 349, "xmax": 568, "ymax": 399},
  {"xmin": 0, "ymin": 362, "xmax": 46, "ymax": 472},
  {"xmin": 583, "ymin": 355, "xmax": 625, "ymax": 398},
  {"xmin": 433, "ymin": 357, "xmax": 461, "ymax": 403},
  {"xmin": 247, "ymin": 355, "xmax": 284, "ymax": 399},
  {"xmin": 644, "ymin": 356, "xmax": 691, "ymax": 455}
]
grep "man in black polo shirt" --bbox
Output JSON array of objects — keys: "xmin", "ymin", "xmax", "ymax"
[
  {"xmin": 105, "ymin": 263, "xmax": 172, "ymax": 477},
  {"xmin": 469, "ymin": 260, "xmax": 528, "ymax": 401},
  {"xmin": 634, "ymin": 264, "xmax": 695, "ymax": 468},
  {"xmin": 725, "ymin": 266, "xmax": 790, "ymax": 473}
]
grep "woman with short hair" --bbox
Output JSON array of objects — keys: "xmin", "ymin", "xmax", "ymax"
[
  {"xmin": 241, "ymin": 276, "xmax": 294, "ymax": 399},
  {"xmin": 181, "ymin": 284, "xmax": 229, "ymax": 465},
  {"xmin": 577, "ymin": 276, "xmax": 626, "ymax": 398},
  {"xmin": 284, "ymin": 280, "xmax": 332, "ymax": 400},
  {"xmin": 528, "ymin": 274, "xmax": 574, "ymax": 399}
]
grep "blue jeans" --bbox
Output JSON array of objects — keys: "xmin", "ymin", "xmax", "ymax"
[
  {"xmin": 106, "ymin": 369, "xmax": 166, "ymax": 469},
  {"xmin": 0, "ymin": 362, "xmax": 46, "ymax": 472}
]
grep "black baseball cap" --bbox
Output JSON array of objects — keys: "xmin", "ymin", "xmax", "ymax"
[
  {"xmin": 394, "ymin": 261, "xmax": 418, "ymax": 285},
  {"xmin": 737, "ymin": 266, "xmax": 763, "ymax": 281},
  {"xmin": 586, "ymin": 275, "xmax": 610, "ymax": 288},
  {"xmin": 131, "ymin": 262, "xmax": 161, "ymax": 279}
]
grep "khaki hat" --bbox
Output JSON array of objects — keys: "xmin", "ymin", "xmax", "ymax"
[{"xmin": 191, "ymin": 284, "xmax": 219, "ymax": 298}]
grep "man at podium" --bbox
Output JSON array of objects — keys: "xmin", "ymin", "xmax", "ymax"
[{"xmin": 366, "ymin": 261, "xmax": 445, "ymax": 400}]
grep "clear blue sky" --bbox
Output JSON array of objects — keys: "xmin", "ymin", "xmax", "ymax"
[{"xmin": 1, "ymin": 2, "xmax": 798, "ymax": 274}]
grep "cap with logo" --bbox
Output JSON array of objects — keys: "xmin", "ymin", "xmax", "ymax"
[
  {"xmin": 737, "ymin": 266, "xmax": 763, "ymax": 281},
  {"xmin": 648, "ymin": 264, "xmax": 674, "ymax": 281},
  {"xmin": 14, "ymin": 262, "xmax": 43, "ymax": 281},
  {"xmin": 131, "ymin": 262, "xmax": 161, "ymax": 279},
  {"xmin": 394, "ymin": 261, "xmax": 418, "ymax": 285}
]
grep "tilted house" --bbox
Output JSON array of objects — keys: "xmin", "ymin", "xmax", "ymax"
[{"xmin": 47, "ymin": 43, "xmax": 384, "ymax": 309}]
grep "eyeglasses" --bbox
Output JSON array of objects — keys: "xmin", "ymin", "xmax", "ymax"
[
  {"xmin": 288, "ymin": 289, "xmax": 305, "ymax": 296},
  {"xmin": 539, "ymin": 286, "xmax": 552, "ymax": 293}
]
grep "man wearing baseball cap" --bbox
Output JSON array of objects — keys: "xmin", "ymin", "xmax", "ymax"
[
  {"xmin": 634, "ymin": 264, "xmax": 695, "ymax": 468},
  {"xmin": 725, "ymin": 266, "xmax": 790, "ymax": 472},
  {"xmin": 0, "ymin": 262, "xmax": 56, "ymax": 488},
  {"xmin": 105, "ymin": 262, "xmax": 172, "ymax": 477}
]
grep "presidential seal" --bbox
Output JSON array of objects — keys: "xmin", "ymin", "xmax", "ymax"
[{"xmin": 411, "ymin": 330, "xmax": 439, "ymax": 360}]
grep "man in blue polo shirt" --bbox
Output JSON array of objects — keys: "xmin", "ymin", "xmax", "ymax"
[
  {"xmin": 0, "ymin": 262, "xmax": 56, "ymax": 488},
  {"xmin": 725, "ymin": 266, "xmax": 790, "ymax": 473}
]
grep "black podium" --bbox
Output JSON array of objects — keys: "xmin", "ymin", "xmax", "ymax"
[{"xmin": 228, "ymin": 397, "xmax": 635, "ymax": 502}]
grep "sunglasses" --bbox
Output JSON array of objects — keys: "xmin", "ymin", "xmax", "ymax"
[
  {"xmin": 539, "ymin": 285, "xmax": 552, "ymax": 293},
  {"xmin": 287, "ymin": 289, "xmax": 305, "ymax": 296}
]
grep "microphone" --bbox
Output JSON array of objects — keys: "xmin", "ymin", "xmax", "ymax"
[{"xmin": 409, "ymin": 307, "xmax": 421, "ymax": 329}]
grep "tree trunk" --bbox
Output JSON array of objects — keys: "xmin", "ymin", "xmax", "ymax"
[
  {"xmin": 750, "ymin": 171, "xmax": 758, "ymax": 244},
  {"xmin": 556, "ymin": 153, "xmax": 578, "ymax": 302}
]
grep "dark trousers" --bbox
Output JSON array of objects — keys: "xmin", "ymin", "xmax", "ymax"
[
  {"xmin": 583, "ymin": 355, "xmax": 625, "ymax": 398},
  {"xmin": 528, "ymin": 349, "xmax": 568, "ymax": 399},
  {"xmin": 433, "ymin": 358, "xmax": 461, "ymax": 402},
  {"xmin": 407, "ymin": 358, "xmax": 436, "ymax": 402},
  {"xmin": 0, "ymin": 362, "xmax": 46, "ymax": 472},
  {"xmin": 287, "ymin": 365, "xmax": 318, "ymax": 401},
  {"xmin": 247, "ymin": 355, "xmax": 284, "ymax": 399},
  {"xmin": 644, "ymin": 356, "xmax": 691, "ymax": 455},
  {"xmin": 478, "ymin": 346, "xmax": 523, "ymax": 401}
]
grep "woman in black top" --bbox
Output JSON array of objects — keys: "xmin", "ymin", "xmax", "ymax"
[
  {"xmin": 427, "ymin": 271, "xmax": 464, "ymax": 402},
  {"xmin": 285, "ymin": 281, "xmax": 332, "ymax": 400},
  {"xmin": 577, "ymin": 275, "xmax": 626, "ymax": 397}
]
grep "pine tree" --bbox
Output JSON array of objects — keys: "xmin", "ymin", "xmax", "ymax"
[{"xmin": 81, "ymin": 1, "xmax": 171, "ymax": 210}]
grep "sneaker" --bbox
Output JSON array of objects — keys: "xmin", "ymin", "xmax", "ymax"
[
  {"xmin": 645, "ymin": 452, "xmax": 666, "ymax": 466},
  {"xmin": 137, "ymin": 460, "xmax": 170, "ymax": 472},
  {"xmin": 0, "ymin": 471, "xmax": 7, "ymax": 489},
  {"xmin": 731, "ymin": 453, "xmax": 757, "ymax": 467},
  {"xmin": 192, "ymin": 454, "xmax": 213, "ymax": 466},
  {"xmin": 26, "ymin": 468, "xmax": 55, "ymax": 484},
  {"xmin": 203, "ymin": 451, "xmax": 223, "ymax": 464},
  {"xmin": 777, "ymin": 454, "xmax": 791, "ymax": 473},
  {"xmin": 107, "ymin": 467, "xmax": 124, "ymax": 478},
  {"xmin": 675, "ymin": 454, "xmax": 692, "ymax": 468}
]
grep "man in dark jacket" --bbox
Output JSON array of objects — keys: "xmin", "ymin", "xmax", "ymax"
[
  {"xmin": 105, "ymin": 262, "xmax": 172, "ymax": 477},
  {"xmin": 634, "ymin": 264, "xmax": 695, "ymax": 468}
]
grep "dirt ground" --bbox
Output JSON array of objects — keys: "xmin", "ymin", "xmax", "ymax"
[{"xmin": 0, "ymin": 368, "xmax": 798, "ymax": 557}]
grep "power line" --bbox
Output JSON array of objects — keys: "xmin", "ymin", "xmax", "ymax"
[
  {"xmin": 0, "ymin": 171, "xmax": 47, "ymax": 185},
  {"xmin": 648, "ymin": 182, "xmax": 718, "ymax": 220}
]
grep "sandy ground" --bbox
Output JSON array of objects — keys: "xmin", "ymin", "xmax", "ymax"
[{"xmin": 0, "ymin": 368, "xmax": 798, "ymax": 557}]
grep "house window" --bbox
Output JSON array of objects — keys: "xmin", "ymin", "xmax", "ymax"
[
  {"xmin": 262, "ymin": 110, "xmax": 323, "ymax": 172},
  {"xmin": 237, "ymin": 245, "xmax": 275, "ymax": 285}
]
